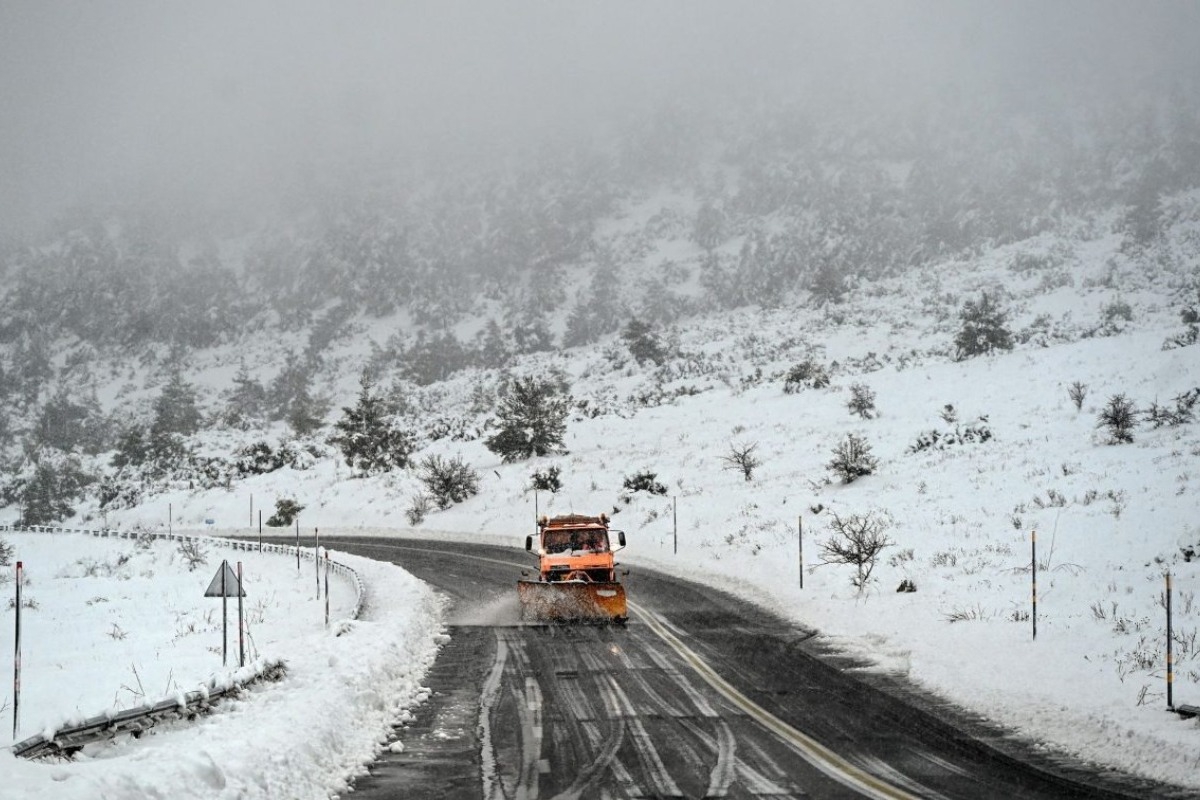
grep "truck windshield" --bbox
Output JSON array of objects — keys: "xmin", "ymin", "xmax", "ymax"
[{"xmin": 543, "ymin": 530, "xmax": 609, "ymax": 554}]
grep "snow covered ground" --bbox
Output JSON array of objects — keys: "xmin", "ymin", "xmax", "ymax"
[
  {"xmin": 1, "ymin": 205, "xmax": 1199, "ymax": 793},
  {"xmin": 0, "ymin": 531, "xmax": 444, "ymax": 799}
]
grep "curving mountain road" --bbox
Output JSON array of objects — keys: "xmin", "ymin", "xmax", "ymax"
[{"xmin": 315, "ymin": 537, "xmax": 1176, "ymax": 799}]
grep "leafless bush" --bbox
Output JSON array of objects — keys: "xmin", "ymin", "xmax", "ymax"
[
  {"xmin": 0, "ymin": 537, "xmax": 12, "ymax": 566},
  {"xmin": 817, "ymin": 510, "xmax": 894, "ymax": 590},
  {"xmin": 722, "ymin": 441, "xmax": 761, "ymax": 482},
  {"xmin": 1068, "ymin": 381, "xmax": 1088, "ymax": 411},
  {"xmin": 406, "ymin": 493, "xmax": 434, "ymax": 526},
  {"xmin": 176, "ymin": 538, "xmax": 208, "ymax": 572},
  {"xmin": 944, "ymin": 604, "xmax": 991, "ymax": 623}
]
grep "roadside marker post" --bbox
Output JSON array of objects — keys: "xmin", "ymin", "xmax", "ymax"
[
  {"xmin": 315, "ymin": 528, "xmax": 321, "ymax": 599},
  {"xmin": 258, "ymin": 511, "xmax": 262, "ymax": 552},
  {"xmin": 324, "ymin": 552, "xmax": 330, "ymax": 628},
  {"xmin": 798, "ymin": 516, "xmax": 804, "ymax": 590},
  {"xmin": 238, "ymin": 562, "xmax": 245, "ymax": 668},
  {"xmin": 13, "ymin": 561, "xmax": 22, "ymax": 740},
  {"xmin": 1167, "ymin": 571, "xmax": 1175, "ymax": 711},
  {"xmin": 673, "ymin": 496, "xmax": 678, "ymax": 555},
  {"xmin": 295, "ymin": 519, "xmax": 301, "ymax": 572},
  {"xmin": 1031, "ymin": 529, "xmax": 1038, "ymax": 641}
]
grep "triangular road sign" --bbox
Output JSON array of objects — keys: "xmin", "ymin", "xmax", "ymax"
[{"xmin": 204, "ymin": 561, "xmax": 246, "ymax": 597}]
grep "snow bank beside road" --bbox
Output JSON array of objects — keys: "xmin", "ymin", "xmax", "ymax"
[{"xmin": 1, "ymin": 534, "xmax": 445, "ymax": 800}]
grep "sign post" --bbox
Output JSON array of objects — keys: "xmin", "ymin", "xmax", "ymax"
[
  {"xmin": 204, "ymin": 561, "xmax": 246, "ymax": 668},
  {"xmin": 315, "ymin": 528, "xmax": 321, "ymax": 598},
  {"xmin": 324, "ymin": 552, "xmax": 330, "ymax": 628},
  {"xmin": 295, "ymin": 519, "xmax": 301, "ymax": 572}
]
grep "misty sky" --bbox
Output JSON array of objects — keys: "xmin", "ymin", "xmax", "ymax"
[{"xmin": 2, "ymin": 2, "xmax": 1198, "ymax": 236}]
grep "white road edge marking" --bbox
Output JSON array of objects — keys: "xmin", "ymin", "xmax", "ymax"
[{"xmin": 630, "ymin": 601, "xmax": 919, "ymax": 800}]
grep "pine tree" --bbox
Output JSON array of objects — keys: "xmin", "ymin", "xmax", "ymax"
[
  {"xmin": 621, "ymin": 318, "xmax": 667, "ymax": 366},
  {"xmin": 223, "ymin": 360, "xmax": 267, "ymax": 429},
  {"xmin": 288, "ymin": 382, "xmax": 328, "ymax": 436},
  {"xmin": 953, "ymin": 292, "xmax": 1013, "ymax": 360},
  {"xmin": 330, "ymin": 376, "xmax": 415, "ymax": 474},
  {"xmin": 152, "ymin": 368, "xmax": 201, "ymax": 437},
  {"xmin": 485, "ymin": 376, "xmax": 570, "ymax": 462}
]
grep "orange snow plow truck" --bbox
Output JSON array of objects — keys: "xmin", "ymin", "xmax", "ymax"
[{"xmin": 518, "ymin": 513, "xmax": 627, "ymax": 623}]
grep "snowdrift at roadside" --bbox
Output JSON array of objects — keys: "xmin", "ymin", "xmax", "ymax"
[{"xmin": 0, "ymin": 534, "xmax": 445, "ymax": 800}]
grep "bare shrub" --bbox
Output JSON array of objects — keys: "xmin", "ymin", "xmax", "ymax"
[
  {"xmin": 1068, "ymin": 381, "xmax": 1088, "ymax": 411},
  {"xmin": 0, "ymin": 537, "xmax": 12, "ymax": 566},
  {"xmin": 847, "ymin": 384, "xmax": 877, "ymax": 419},
  {"xmin": 176, "ymin": 538, "xmax": 208, "ymax": 572},
  {"xmin": 405, "ymin": 493, "xmax": 433, "ymax": 526},
  {"xmin": 722, "ymin": 442, "xmax": 761, "ymax": 482},
  {"xmin": 828, "ymin": 434, "xmax": 878, "ymax": 483},
  {"xmin": 1145, "ymin": 388, "xmax": 1199, "ymax": 428},
  {"xmin": 1097, "ymin": 393, "xmax": 1137, "ymax": 444},
  {"xmin": 818, "ymin": 511, "xmax": 894, "ymax": 590}
]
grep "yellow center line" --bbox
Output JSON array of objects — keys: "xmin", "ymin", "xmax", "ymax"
[
  {"xmin": 320, "ymin": 539, "xmax": 918, "ymax": 798},
  {"xmin": 629, "ymin": 600, "xmax": 918, "ymax": 800}
]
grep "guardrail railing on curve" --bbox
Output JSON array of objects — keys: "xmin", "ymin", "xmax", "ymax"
[{"xmin": 2, "ymin": 524, "xmax": 367, "ymax": 758}]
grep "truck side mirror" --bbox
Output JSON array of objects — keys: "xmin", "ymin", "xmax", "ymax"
[
  {"xmin": 618, "ymin": 531, "xmax": 626, "ymax": 547},
  {"xmin": 525, "ymin": 535, "xmax": 533, "ymax": 552}
]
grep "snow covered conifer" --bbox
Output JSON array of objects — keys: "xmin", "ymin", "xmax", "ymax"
[
  {"xmin": 828, "ymin": 433, "xmax": 879, "ymax": 483},
  {"xmin": 621, "ymin": 318, "xmax": 667, "ymax": 366},
  {"xmin": 953, "ymin": 291, "xmax": 1013, "ymax": 360},
  {"xmin": 330, "ymin": 375, "xmax": 416, "ymax": 474},
  {"xmin": 485, "ymin": 375, "xmax": 570, "ymax": 462},
  {"xmin": 1097, "ymin": 393, "xmax": 1138, "ymax": 444},
  {"xmin": 152, "ymin": 368, "xmax": 201, "ymax": 437}
]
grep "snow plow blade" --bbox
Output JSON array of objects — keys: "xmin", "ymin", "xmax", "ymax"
[{"xmin": 517, "ymin": 580, "xmax": 627, "ymax": 623}]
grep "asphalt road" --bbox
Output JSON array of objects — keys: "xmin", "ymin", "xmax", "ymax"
[{"xmin": 313, "ymin": 537, "xmax": 1178, "ymax": 800}]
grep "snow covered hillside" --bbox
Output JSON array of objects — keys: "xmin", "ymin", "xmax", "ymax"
[{"xmin": 1, "ymin": 195, "xmax": 1199, "ymax": 788}]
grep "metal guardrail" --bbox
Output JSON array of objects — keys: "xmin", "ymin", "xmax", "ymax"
[
  {"xmin": 12, "ymin": 661, "xmax": 287, "ymax": 759},
  {"xmin": 2, "ymin": 524, "xmax": 367, "ymax": 758}
]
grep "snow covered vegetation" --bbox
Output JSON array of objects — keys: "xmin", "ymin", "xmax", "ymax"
[{"xmin": 1, "ymin": 4, "xmax": 1199, "ymax": 788}]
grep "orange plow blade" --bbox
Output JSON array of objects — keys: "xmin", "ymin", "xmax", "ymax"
[{"xmin": 517, "ymin": 580, "xmax": 627, "ymax": 623}]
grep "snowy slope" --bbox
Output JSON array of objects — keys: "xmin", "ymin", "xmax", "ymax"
[{"xmin": 1, "ymin": 199, "xmax": 1199, "ymax": 790}]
